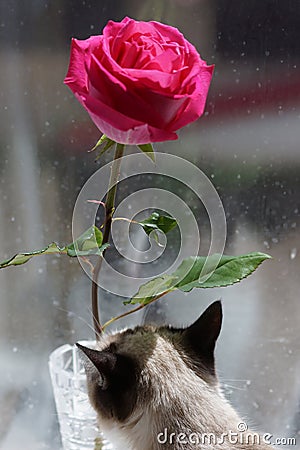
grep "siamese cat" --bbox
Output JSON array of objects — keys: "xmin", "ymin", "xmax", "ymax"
[{"xmin": 77, "ymin": 301, "xmax": 275, "ymax": 449}]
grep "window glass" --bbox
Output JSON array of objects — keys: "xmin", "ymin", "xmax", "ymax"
[{"xmin": 0, "ymin": 1, "xmax": 299, "ymax": 447}]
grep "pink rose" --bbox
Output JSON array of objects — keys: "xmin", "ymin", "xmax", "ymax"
[{"xmin": 64, "ymin": 17, "xmax": 213, "ymax": 145}]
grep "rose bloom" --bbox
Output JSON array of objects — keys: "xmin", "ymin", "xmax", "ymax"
[{"xmin": 65, "ymin": 17, "xmax": 213, "ymax": 145}]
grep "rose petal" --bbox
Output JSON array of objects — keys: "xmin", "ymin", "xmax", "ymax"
[
  {"xmin": 64, "ymin": 36, "xmax": 102, "ymax": 94},
  {"xmin": 106, "ymin": 18, "xmax": 163, "ymax": 61},
  {"xmin": 169, "ymin": 65, "xmax": 214, "ymax": 131},
  {"xmin": 75, "ymin": 91, "xmax": 178, "ymax": 144},
  {"xmin": 89, "ymin": 54, "xmax": 192, "ymax": 127},
  {"xmin": 88, "ymin": 54, "xmax": 169, "ymax": 128},
  {"xmin": 65, "ymin": 17, "xmax": 214, "ymax": 145},
  {"xmin": 150, "ymin": 20, "xmax": 187, "ymax": 46},
  {"xmin": 116, "ymin": 40, "xmax": 141, "ymax": 68}
]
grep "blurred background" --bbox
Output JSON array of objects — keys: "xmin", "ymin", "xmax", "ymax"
[{"xmin": 0, "ymin": 0, "xmax": 300, "ymax": 448}]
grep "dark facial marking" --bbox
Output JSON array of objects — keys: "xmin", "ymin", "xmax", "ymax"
[{"xmin": 77, "ymin": 343, "xmax": 138, "ymax": 421}]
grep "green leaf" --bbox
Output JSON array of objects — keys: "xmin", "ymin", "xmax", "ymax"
[
  {"xmin": 137, "ymin": 143, "xmax": 155, "ymax": 162},
  {"xmin": 0, "ymin": 242, "xmax": 66, "ymax": 268},
  {"xmin": 124, "ymin": 274, "xmax": 178, "ymax": 306},
  {"xmin": 0, "ymin": 226, "xmax": 108, "ymax": 268},
  {"xmin": 126, "ymin": 252, "xmax": 271, "ymax": 305},
  {"xmin": 174, "ymin": 252, "xmax": 272, "ymax": 291},
  {"xmin": 90, "ymin": 135, "xmax": 116, "ymax": 159},
  {"xmin": 139, "ymin": 212, "xmax": 178, "ymax": 239},
  {"xmin": 66, "ymin": 226, "xmax": 107, "ymax": 256}
]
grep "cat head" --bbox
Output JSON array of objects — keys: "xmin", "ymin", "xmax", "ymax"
[{"xmin": 77, "ymin": 300, "xmax": 222, "ymax": 424}]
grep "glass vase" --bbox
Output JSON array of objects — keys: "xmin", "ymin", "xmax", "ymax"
[{"xmin": 49, "ymin": 341, "xmax": 113, "ymax": 450}]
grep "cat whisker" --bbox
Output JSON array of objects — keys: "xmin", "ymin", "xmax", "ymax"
[
  {"xmin": 221, "ymin": 383, "xmax": 248, "ymax": 391},
  {"xmin": 85, "ymin": 304, "xmax": 105, "ymax": 340},
  {"xmin": 219, "ymin": 377, "xmax": 252, "ymax": 391},
  {"xmin": 221, "ymin": 378, "xmax": 252, "ymax": 383},
  {"xmin": 53, "ymin": 305, "xmax": 102, "ymax": 341}
]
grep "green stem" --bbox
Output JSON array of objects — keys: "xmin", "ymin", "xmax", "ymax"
[{"xmin": 91, "ymin": 142, "xmax": 125, "ymax": 340}]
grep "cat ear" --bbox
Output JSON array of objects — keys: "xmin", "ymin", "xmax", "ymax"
[
  {"xmin": 76, "ymin": 343, "xmax": 117, "ymax": 390},
  {"xmin": 182, "ymin": 300, "xmax": 222, "ymax": 368}
]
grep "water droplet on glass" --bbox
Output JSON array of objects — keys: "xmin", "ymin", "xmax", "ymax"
[{"xmin": 290, "ymin": 248, "xmax": 297, "ymax": 260}]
